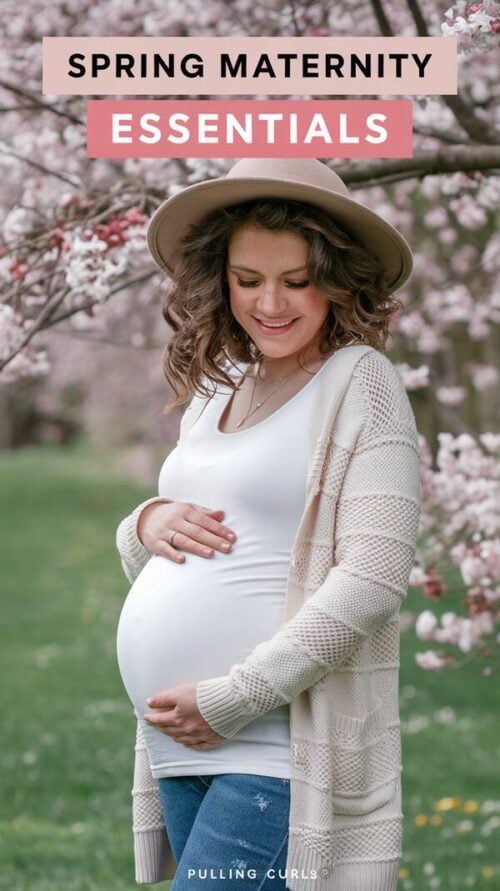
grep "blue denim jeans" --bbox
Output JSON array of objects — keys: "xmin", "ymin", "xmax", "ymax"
[{"xmin": 157, "ymin": 773, "xmax": 291, "ymax": 890}]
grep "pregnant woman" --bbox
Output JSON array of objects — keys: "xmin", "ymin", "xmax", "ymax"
[{"xmin": 115, "ymin": 158, "xmax": 421, "ymax": 890}]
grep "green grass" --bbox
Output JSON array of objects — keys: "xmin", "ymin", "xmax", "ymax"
[
  {"xmin": 0, "ymin": 442, "xmax": 498, "ymax": 890},
  {"xmin": 0, "ymin": 441, "xmax": 151, "ymax": 891}
]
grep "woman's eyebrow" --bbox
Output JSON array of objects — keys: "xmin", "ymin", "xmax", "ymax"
[{"xmin": 228, "ymin": 265, "xmax": 308, "ymax": 274}]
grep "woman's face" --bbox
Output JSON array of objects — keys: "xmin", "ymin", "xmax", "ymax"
[{"xmin": 226, "ymin": 225, "xmax": 331, "ymax": 362}]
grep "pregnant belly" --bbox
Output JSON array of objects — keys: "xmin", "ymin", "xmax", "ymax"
[{"xmin": 116, "ymin": 553, "xmax": 286, "ymax": 717}]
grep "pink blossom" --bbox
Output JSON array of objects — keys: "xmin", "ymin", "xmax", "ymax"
[
  {"xmin": 465, "ymin": 363, "xmax": 499, "ymax": 390},
  {"xmin": 7, "ymin": 258, "xmax": 28, "ymax": 280},
  {"xmin": 395, "ymin": 363, "xmax": 430, "ymax": 390},
  {"xmin": 415, "ymin": 650, "xmax": 448, "ymax": 671},
  {"xmin": 437, "ymin": 227, "xmax": 458, "ymax": 245},
  {"xmin": 0, "ymin": 304, "xmax": 50, "ymax": 381},
  {"xmin": 423, "ymin": 568, "xmax": 447, "ymax": 599},
  {"xmin": 436, "ymin": 386, "xmax": 466, "ymax": 406},
  {"xmin": 410, "ymin": 566, "xmax": 428, "ymax": 586},
  {"xmin": 450, "ymin": 194, "xmax": 487, "ymax": 228},
  {"xmin": 423, "ymin": 207, "xmax": 449, "ymax": 229},
  {"xmin": 415, "ymin": 610, "xmax": 439, "ymax": 639},
  {"xmin": 442, "ymin": 1, "xmax": 500, "ymax": 49},
  {"xmin": 482, "ymin": 233, "xmax": 500, "ymax": 271}
]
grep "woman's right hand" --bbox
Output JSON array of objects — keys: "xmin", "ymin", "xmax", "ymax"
[{"xmin": 137, "ymin": 501, "xmax": 237, "ymax": 563}]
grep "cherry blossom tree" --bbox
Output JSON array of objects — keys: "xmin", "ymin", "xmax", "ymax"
[{"xmin": 0, "ymin": 0, "xmax": 499, "ymax": 672}]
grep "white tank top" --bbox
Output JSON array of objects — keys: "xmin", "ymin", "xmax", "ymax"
[{"xmin": 116, "ymin": 355, "xmax": 334, "ymax": 779}]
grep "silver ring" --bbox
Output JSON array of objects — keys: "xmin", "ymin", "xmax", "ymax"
[{"xmin": 169, "ymin": 530, "xmax": 180, "ymax": 547}]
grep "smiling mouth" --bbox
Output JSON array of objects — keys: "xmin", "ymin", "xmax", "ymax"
[{"xmin": 253, "ymin": 317, "xmax": 299, "ymax": 333}]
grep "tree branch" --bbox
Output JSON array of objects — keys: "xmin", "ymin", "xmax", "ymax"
[
  {"xmin": 0, "ymin": 142, "xmax": 81, "ymax": 188},
  {"xmin": 0, "ymin": 271, "xmax": 157, "ymax": 371},
  {"xmin": 0, "ymin": 104, "xmax": 43, "ymax": 113},
  {"xmin": 443, "ymin": 95, "xmax": 500, "ymax": 147},
  {"xmin": 0, "ymin": 290, "xmax": 68, "ymax": 372},
  {"xmin": 405, "ymin": 0, "xmax": 500, "ymax": 144},
  {"xmin": 405, "ymin": 0, "xmax": 428, "ymax": 35},
  {"xmin": 369, "ymin": 0, "xmax": 499, "ymax": 144},
  {"xmin": 412, "ymin": 124, "xmax": 471, "ymax": 145},
  {"xmin": 370, "ymin": 0, "xmax": 393, "ymax": 35},
  {"xmin": 0, "ymin": 79, "xmax": 83, "ymax": 126},
  {"xmin": 334, "ymin": 144, "xmax": 500, "ymax": 186},
  {"xmin": 44, "ymin": 272, "xmax": 157, "ymax": 328}
]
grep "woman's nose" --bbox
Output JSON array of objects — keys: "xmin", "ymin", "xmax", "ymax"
[{"xmin": 256, "ymin": 282, "xmax": 288, "ymax": 308}]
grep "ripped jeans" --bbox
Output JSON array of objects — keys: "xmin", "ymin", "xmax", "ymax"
[{"xmin": 157, "ymin": 773, "xmax": 291, "ymax": 890}]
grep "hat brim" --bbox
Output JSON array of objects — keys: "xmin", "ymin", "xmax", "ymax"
[{"xmin": 147, "ymin": 176, "xmax": 413, "ymax": 292}]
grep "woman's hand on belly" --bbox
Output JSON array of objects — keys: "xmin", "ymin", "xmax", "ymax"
[{"xmin": 142, "ymin": 682, "xmax": 226, "ymax": 750}]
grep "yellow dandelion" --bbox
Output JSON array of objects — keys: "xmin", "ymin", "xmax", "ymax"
[
  {"xmin": 415, "ymin": 814, "xmax": 428, "ymax": 826},
  {"xmin": 433, "ymin": 796, "xmax": 461, "ymax": 811},
  {"xmin": 398, "ymin": 867, "xmax": 410, "ymax": 879},
  {"xmin": 482, "ymin": 866, "xmax": 494, "ymax": 878},
  {"xmin": 429, "ymin": 815, "xmax": 443, "ymax": 826},
  {"xmin": 463, "ymin": 800, "xmax": 478, "ymax": 813}
]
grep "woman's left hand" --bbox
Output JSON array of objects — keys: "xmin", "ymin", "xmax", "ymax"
[{"xmin": 143, "ymin": 682, "xmax": 226, "ymax": 750}]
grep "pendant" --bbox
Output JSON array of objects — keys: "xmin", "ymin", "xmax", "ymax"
[{"xmin": 236, "ymin": 402, "xmax": 263, "ymax": 427}]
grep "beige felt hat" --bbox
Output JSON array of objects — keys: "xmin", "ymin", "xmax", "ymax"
[{"xmin": 147, "ymin": 158, "xmax": 413, "ymax": 292}]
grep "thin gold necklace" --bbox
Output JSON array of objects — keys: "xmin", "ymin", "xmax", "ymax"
[{"xmin": 234, "ymin": 354, "xmax": 325, "ymax": 429}]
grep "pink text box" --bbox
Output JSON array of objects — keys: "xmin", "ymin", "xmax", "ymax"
[
  {"xmin": 86, "ymin": 99, "xmax": 413, "ymax": 159},
  {"xmin": 44, "ymin": 36, "xmax": 457, "ymax": 96}
]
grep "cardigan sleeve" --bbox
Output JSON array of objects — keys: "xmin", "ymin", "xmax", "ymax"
[
  {"xmin": 196, "ymin": 351, "xmax": 422, "ymax": 738},
  {"xmin": 132, "ymin": 719, "xmax": 172, "ymax": 883},
  {"xmin": 115, "ymin": 495, "xmax": 174, "ymax": 585}
]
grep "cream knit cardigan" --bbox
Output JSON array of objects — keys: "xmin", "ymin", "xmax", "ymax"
[{"xmin": 115, "ymin": 343, "xmax": 422, "ymax": 891}]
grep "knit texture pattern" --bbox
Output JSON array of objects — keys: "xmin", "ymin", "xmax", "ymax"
[{"xmin": 115, "ymin": 345, "xmax": 421, "ymax": 890}]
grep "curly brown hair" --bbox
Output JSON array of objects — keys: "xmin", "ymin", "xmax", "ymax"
[{"xmin": 159, "ymin": 197, "xmax": 402, "ymax": 412}]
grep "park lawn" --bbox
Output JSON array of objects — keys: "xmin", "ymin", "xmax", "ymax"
[{"xmin": 0, "ymin": 442, "xmax": 498, "ymax": 891}]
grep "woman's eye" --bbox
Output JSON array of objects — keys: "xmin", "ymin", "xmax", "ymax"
[{"xmin": 236, "ymin": 279, "xmax": 310, "ymax": 288}]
